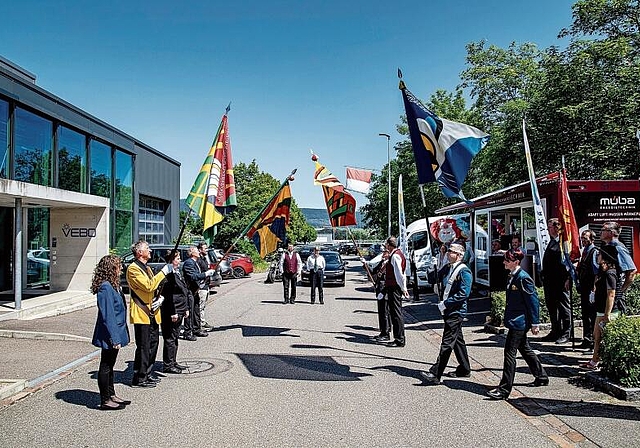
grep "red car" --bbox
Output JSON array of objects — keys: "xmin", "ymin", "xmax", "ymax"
[{"xmin": 227, "ymin": 253, "xmax": 254, "ymax": 278}]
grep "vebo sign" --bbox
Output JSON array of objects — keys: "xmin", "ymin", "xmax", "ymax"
[{"xmin": 62, "ymin": 223, "xmax": 96, "ymax": 238}]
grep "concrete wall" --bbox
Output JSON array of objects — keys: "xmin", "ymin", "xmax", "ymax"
[{"xmin": 49, "ymin": 207, "xmax": 110, "ymax": 291}]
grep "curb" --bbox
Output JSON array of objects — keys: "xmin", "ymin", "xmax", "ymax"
[{"xmin": 0, "ymin": 329, "xmax": 91, "ymax": 342}]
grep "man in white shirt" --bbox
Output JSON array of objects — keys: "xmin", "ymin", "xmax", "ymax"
[
  {"xmin": 306, "ymin": 247, "xmax": 326, "ymax": 304},
  {"xmin": 384, "ymin": 236, "xmax": 409, "ymax": 347},
  {"xmin": 279, "ymin": 243, "xmax": 302, "ymax": 304}
]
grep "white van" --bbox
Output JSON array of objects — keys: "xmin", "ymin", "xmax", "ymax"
[{"xmin": 406, "ymin": 219, "xmax": 436, "ymax": 288}]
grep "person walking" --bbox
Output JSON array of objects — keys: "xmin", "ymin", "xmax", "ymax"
[
  {"xmin": 384, "ymin": 236, "xmax": 409, "ymax": 347},
  {"xmin": 487, "ymin": 249, "xmax": 548, "ymax": 400},
  {"xmin": 421, "ymin": 242, "xmax": 472, "ymax": 384},
  {"xmin": 279, "ymin": 243, "xmax": 302, "ymax": 304},
  {"xmin": 160, "ymin": 250, "xmax": 190, "ymax": 374},
  {"xmin": 126, "ymin": 240, "xmax": 171, "ymax": 388},
  {"xmin": 540, "ymin": 218, "xmax": 571, "ymax": 344},
  {"xmin": 91, "ymin": 254, "xmax": 131, "ymax": 410},
  {"xmin": 306, "ymin": 247, "xmax": 326, "ymax": 304}
]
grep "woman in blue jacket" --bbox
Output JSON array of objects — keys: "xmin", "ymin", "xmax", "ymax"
[
  {"xmin": 91, "ymin": 255, "xmax": 131, "ymax": 410},
  {"xmin": 487, "ymin": 249, "xmax": 548, "ymax": 400}
]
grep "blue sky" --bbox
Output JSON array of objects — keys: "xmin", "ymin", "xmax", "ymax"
[{"xmin": 1, "ymin": 0, "xmax": 575, "ymax": 208}]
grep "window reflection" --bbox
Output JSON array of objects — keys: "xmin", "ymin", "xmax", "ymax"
[
  {"xmin": 115, "ymin": 150, "xmax": 133, "ymax": 211},
  {"xmin": 57, "ymin": 126, "xmax": 87, "ymax": 192},
  {"xmin": 90, "ymin": 140, "xmax": 111, "ymax": 198},
  {"xmin": 14, "ymin": 108, "xmax": 53, "ymax": 185},
  {"xmin": 0, "ymin": 99, "xmax": 8, "ymax": 179}
]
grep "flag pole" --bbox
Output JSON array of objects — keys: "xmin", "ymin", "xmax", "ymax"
[
  {"xmin": 348, "ymin": 227, "xmax": 374, "ymax": 285},
  {"xmin": 215, "ymin": 168, "xmax": 297, "ymax": 268},
  {"xmin": 561, "ymin": 157, "xmax": 576, "ymax": 351}
]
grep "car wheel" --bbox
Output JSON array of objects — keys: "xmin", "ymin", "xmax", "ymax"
[{"xmin": 233, "ymin": 267, "xmax": 246, "ymax": 278}]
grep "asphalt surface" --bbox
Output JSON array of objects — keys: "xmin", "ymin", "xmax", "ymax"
[{"xmin": 0, "ymin": 258, "xmax": 638, "ymax": 447}]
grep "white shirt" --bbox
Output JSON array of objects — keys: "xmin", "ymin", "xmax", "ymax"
[
  {"xmin": 390, "ymin": 250, "xmax": 407, "ymax": 292},
  {"xmin": 306, "ymin": 253, "xmax": 326, "ymax": 271},
  {"xmin": 279, "ymin": 250, "xmax": 302, "ymax": 276}
]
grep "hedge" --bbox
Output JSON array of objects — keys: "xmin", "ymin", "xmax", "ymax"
[{"xmin": 600, "ymin": 315, "xmax": 640, "ymax": 388}]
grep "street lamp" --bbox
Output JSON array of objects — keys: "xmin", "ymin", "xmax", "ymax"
[{"xmin": 379, "ymin": 133, "xmax": 391, "ymax": 238}]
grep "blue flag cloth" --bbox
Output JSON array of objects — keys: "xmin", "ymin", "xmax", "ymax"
[{"xmin": 400, "ymin": 81, "xmax": 489, "ymax": 199}]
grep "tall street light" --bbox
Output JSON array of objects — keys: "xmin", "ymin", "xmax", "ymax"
[{"xmin": 379, "ymin": 133, "xmax": 391, "ymax": 238}]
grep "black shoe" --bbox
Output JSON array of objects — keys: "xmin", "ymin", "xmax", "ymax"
[
  {"xmin": 555, "ymin": 336, "xmax": 569, "ymax": 344},
  {"xmin": 319, "ymin": 300, "xmax": 324, "ymax": 304},
  {"xmin": 183, "ymin": 334, "xmax": 197, "ymax": 341},
  {"xmin": 194, "ymin": 331, "xmax": 209, "ymax": 337},
  {"xmin": 579, "ymin": 340, "xmax": 593, "ymax": 349},
  {"xmin": 528, "ymin": 377, "xmax": 549, "ymax": 387},
  {"xmin": 131, "ymin": 380, "xmax": 156, "ymax": 388},
  {"xmin": 163, "ymin": 366, "xmax": 182, "ymax": 374},
  {"xmin": 387, "ymin": 340, "xmax": 405, "ymax": 347},
  {"xmin": 110, "ymin": 395, "xmax": 131, "ymax": 406},
  {"xmin": 174, "ymin": 363, "xmax": 187, "ymax": 370},
  {"xmin": 99, "ymin": 400, "xmax": 125, "ymax": 410},
  {"xmin": 539, "ymin": 333, "xmax": 556, "ymax": 342},
  {"xmin": 147, "ymin": 376, "xmax": 160, "ymax": 383},
  {"xmin": 311, "ymin": 300, "xmax": 315, "ymax": 304},
  {"xmin": 486, "ymin": 388, "xmax": 508, "ymax": 400},
  {"xmin": 290, "ymin": 300, "xmax": 295, "ymax": 304},
  {"xmin": 374, "ymin": 334, "xmax": 391, "ymax": 342},
  {"xmin": 446, "ymin": 370, "xmax": 471, "ymax": 378},
  {"xmin": 419, "ymin": 371, "xmax": 441, "ymax": 385},
  {"xmin": 202, "ymin": 322, "xmax": 214, "ymax": 330}
]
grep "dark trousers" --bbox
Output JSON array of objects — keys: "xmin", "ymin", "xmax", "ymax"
[
  {"xmin": 183, "ymin": 293, "xmax": 196, "ymax": 335},
  {"xmin": 497, "ymin": 328, "xmax": 547, "ymax": 395},
  {"xmin": 191, "ymin": 291, "xmax": 203, "ymax": 332},
  {"xmin": 387, "ymin": 286, "xmax": 405, "ymax": 344},
  {"xmin": 283, "ymin": 273, "xmax": 297, "ymax": 302},
  {"xmin": 310, "ymin": 270, "xmax": 324, "ymax": 303},
  {"xmin": 579, "ymin": 290, "xmax": 596, "ymax": 341},
  {"xmin": 377, "ymin": 295, "xmax": 391, "ymax": 336},
  {"xmin": 98, "ymin": 348, "xmax": 118, "ymax": 403},
  {"xmin": 161, "ymin": 316, "xmax": 182, "ymax": 369},
  {"xmin": 543, "ymin": 283, "xmax": 571, "ymax": 339},
  {"xmin": 429, "ymin": 314, "xmax": 470, "ymax": 379},
  {"xmin": 133, "ymin": 320, "xmax": 159, "ymax": 384}
]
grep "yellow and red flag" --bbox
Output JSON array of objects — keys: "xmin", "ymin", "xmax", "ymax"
[{"xmin": 312, "ymin": 152, "xmax": 356, "ymax": 227}]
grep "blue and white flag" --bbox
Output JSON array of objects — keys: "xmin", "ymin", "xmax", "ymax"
[
  {"xmin": 400, "ymin": 81, "xmax": 489, "ymax": 199},
  {"xmin": 398, "ymin": 174, "xmax": 409, "ymax": 274}
]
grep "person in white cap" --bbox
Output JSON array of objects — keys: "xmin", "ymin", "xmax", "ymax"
[{"xmin": 421, "ymin": 242, "xmax": 473, "ymax": 384}]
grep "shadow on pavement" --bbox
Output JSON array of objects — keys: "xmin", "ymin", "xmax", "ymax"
[
  {"xmin": 335, "ymin": 331, "xmax": 381, "ymax": 346},
  {"xmin": 353, "ymin": 309, "xmax": 377, "ymax": 314},
  {"xmin": 235, "ymin": 353, "xmax": 371, "ymax": 381},
  {"xmin": 354, "ymin": 286, "xmax": 375, "ymax": 293},
  {"xmin": 290, "ymin": 343, "xmax": 431, "ymax": 366},
  {"xmin": 55, "ymin": 389, "xmax": 101, "ymax": 409},
  {"xmin": 334, "ymin": 296, "xmax": 376, "ymax": 301},
  {"xmin": 213, "ymin": 324, "xmax": 299, "ymax": 337},
  {"xmin": 510, "ymin": 397, "xmax": 640, "ymax": 421}
]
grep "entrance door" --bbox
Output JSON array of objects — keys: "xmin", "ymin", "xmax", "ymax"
[
  {"xmin": 26, "ymin": 208, "xmax": 50, "ymax": 289},
  {"xmin": 0, "ymin": 207, "xmax": 12, "ymax": 291}
]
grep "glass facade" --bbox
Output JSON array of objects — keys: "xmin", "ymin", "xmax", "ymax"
[
  {"xmin": 14, "ymin": 107, "xmax": 53, "ymax": 185},
  {"xmin": 89, "ymin": 139, "xmax": 112, "ymax": 198},
  {"xmin": 114, "ymin": 150, "xmax": 134, "ymax": 252},
  {"xmin": 57, "ymin": 126, "xmax": 87, "ymax": 192},
  {"xmin": 139, "ymin": 196, "xmax": 166, "ymax": 244},
  {"xmin": 0, "ymin": 99, "xmax": 8, "ymax": 179},
  {"xmin": 27, "ymin": 208, "xmax": 50, "ymax": 288}
]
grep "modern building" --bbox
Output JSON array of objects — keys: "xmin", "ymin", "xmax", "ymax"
[{"xmin": 0, "ymin": 56, "xmax": 180, "ymax": 306}]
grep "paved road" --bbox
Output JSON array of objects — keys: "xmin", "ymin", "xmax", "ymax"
[{"xmin": 0, "ymin": 260, "xmax": 638, "ymax": 447}]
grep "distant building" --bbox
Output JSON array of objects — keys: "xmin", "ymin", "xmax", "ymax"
[{"xmin": 0, "ymin": 56, "xmax": 180, "ymax": 302}]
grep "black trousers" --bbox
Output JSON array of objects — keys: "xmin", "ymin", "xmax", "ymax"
[
  {"xmin": 98, "ymin": 348, "xmax": 119, "ymax": 403},
  {"xmin": 377, "ymin": 295, "xmax": 391, "ymax": 336},
  {"xmin": 191, "ymin": 291, "xmax": 203, "ymax": 332},
  {"xmin": 497, "ymin": 328, "xmax": 547, "ymax": 395},
  {"xmin": 579, "ymin": 290, "xmax": 596, "ymax": 341},
  {"xmin": 429, "ymin": 314, "xmax": 470, "ymax": 379},
  {"xmin": 133, "ymin": 320, "xmax": 159, "ymax": 384},
  {"xmin": 283, "ymin": 273, "xmax": 297, "ymax": 302},
  {"xmin": 310, "ymin": 269, "xmax": 324, "ymax": 303},
  {"xmin": 387, "ymin": 286, "xmax": 405, "ymax": 344},
  {"xmin": 183, "ymin": 293, "xmax": 195, "ymax": 335},
  {"xmin": 543, "ymin": 282, "xmax": 571, "ymax": 339},
  {"xmin": 161, "ymin": 315, "xmax": 182, "ymax": 369}
]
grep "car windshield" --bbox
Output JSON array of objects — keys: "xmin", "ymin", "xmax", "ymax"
[{"xmin": 322, "ymin": 252, "xmax": 341, "ymax": 266}]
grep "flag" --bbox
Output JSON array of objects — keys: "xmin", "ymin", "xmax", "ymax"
[
  {"xmin": 398, "ymin": 174, "xmax": 409, "ymax": 274},
  {"xmin": 345, "ymin": 167, "xmax": 372, "ymax": 194},
  {"xmin": 186, "ymin": 112, "xmax": 237, "ymax": 242},
  {"xmin": 400, "ymin": 80, "xmax": 489, "ymax": 199},
  {"xmin": 558, "ymin": 167, "xmax": 581, "ymax": 283},
  {"xmin": 523, "ymin": 119, "xmax": 550, "ymax": 260},
  {"xmin": 246, "ymin": 181, "xmax": 292, "ymax": 258},
  {"xmin": 312, "ymin": 153, "xmax": 357, "ymax": 227}
]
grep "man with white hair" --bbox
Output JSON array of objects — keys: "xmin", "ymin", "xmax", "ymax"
[
  {"xmin": 421, "ymin": 242, "xmax": 473, "ymax": 384},
  {"xmin": 384, "ymin": 236, "xmax": 409, "ymax": 347}
]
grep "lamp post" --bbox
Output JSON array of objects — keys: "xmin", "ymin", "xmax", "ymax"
[{"xmin": 379, "ymin": 133, "xmax": 391, "ymax": 238}]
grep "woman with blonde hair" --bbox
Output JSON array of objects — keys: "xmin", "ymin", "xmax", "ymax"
[{"xmin": 91, "ymin": 254, "xmax": 131, "ymax": 410}]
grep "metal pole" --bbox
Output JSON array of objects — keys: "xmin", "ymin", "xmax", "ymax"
[
  {"xmin": 379, "ymin": 133, "xmax": 391, "ymax": 237},
  {"xmin": 14, "ymin": 198, "xmax": 22, "ymax": 311}
]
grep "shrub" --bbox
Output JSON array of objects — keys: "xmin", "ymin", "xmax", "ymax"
[
  {"xmin": 600, "ymin": 315, "xmax": 640, "ymax": 388},
  {"xmin": 489, "ymin": 291, "xmax": 506, "ymax": 326},
  {"xmin": 624, "ymin": 277, "xmax": 640, "ymax": 316}
]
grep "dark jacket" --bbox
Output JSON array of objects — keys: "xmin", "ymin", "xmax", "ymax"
[
  {"xmin": 183, "ymin": 257, "xmax": 208, "ymax": 293},
  {"xmin": 438, "ymin": 262, "xmax": 472, "ymax": 317},
  {"xmin": 542, "ymin": 238, "xmax": 569, "ymax": 285},
  {"xmin": 161, "ymin": 270, "xmax": 190, "ymax": 318},
  {"xmin": 504, "ymin": 268, "xmax": 540, "ymax": 331},
  {"xmin": 92, "ymin": 281, "xmax": 130, "ymax": 350}
]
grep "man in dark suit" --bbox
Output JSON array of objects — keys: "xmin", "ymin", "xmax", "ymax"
[
  {"xmin": 541, "ymin": 218, "xmax": 571, "ymax": 344},
  {"xmin": 182, "ymin": 246, "xmax": 214, "ymax": 339},
  {"xmin": 487, "ymin": 249, "xmax": 548, "ymax": 400},
  {"xmin": 421, "ymin": 242, "xmax": 472, "ymax": 384}
]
